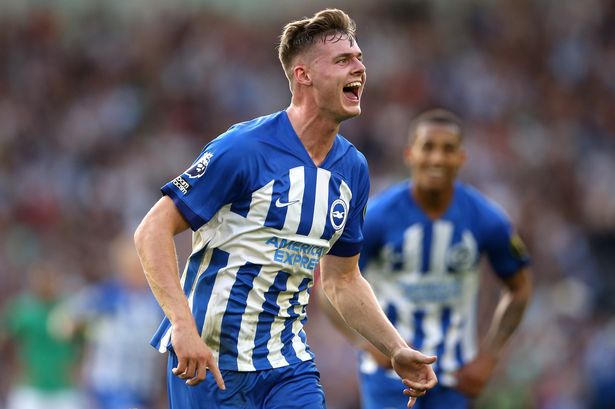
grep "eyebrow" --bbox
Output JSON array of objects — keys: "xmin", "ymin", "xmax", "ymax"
[{"xmin": 334, "ymin": 52, "xmax": 363, "ymax": 59}]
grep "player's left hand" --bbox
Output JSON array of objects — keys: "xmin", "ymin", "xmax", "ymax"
[
  {"xmin": 454, "ymin": 352, "xmax": 497, "ymax": 397},
  {"xmin": 391, "ymin": 347, "xmax": 438, "ymax": 408}
]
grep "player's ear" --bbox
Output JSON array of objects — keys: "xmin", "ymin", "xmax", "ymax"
[
  {"xmin": 294, "ymin": 65, "xmax": 312, "ymax": 86},
  {"xmin": 458, "ymin": 147, "xmax": 467, "ymax": 166},
  {"xmin": 403, "ymin": 146, "xmax": 413, "ymax": 167}
]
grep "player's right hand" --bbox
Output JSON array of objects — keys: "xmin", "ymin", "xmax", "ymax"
[{"xmin": 171, "ymin": 323, "xmax": 226, "ymax": 389}]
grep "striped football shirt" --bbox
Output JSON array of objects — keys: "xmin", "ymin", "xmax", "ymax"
[
  {"xmin": 151, "ymin": 110, "xmax": 369, "ymax": 371},
  {"xmin": 358, "ymin": 181, "xmax": 529, "ymax": 386}
]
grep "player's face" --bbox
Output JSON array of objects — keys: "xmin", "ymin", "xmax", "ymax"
[
  {"xmin": 306, "ymin": 36, "xmax": 366, "ymax": 121},
  {"xmin": 405, "ymin": 123, "xmax": 465, "ymax": 192}
]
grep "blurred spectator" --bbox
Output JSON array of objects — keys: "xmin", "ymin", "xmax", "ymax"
[
  {"xmin": 0, "ymin": 263, "xmax": 83, "ymax": 409},
  {"xmin": 50, "ymin": 233, "xmax": 164, "ymax": 409},
  {"xmin": 583, "ymin": 316, "xmax": 615, "ymax": 409}
]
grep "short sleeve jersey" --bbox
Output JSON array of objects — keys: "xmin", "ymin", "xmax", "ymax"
[
  {"xmin": 359, "ymin": 181, "xmax": 529, "ymax": 386},
  {"xmin": 151, "ymin": 111, "xmax": 370, "ymax": 371}
]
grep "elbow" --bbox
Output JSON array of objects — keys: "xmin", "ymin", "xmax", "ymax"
[
  {"xmin": 319, "ymin": 253, "xmax": 363, "ymax": 306},
  {"xmin": 133, "ymin": 218, "xmax": 147, "ymax": 254},
  {"xmin": 320, "ymin": 268, "xmax": 345, "ymax": 304},
  {"xmin": 319, "ymin": 274, "xmax": 347, "ymax": 314},
  {"xmin": 509, "ymin": 268, "xmax": 533, "ymax": 307},
  {"xmin": 520, "ymin": 278, "xmax": 533, "ymax": 307},
  {"xmin": 316, "ymin": 280, "xmax": 336, "ymax": 314},
  {"xmin": 320, "ymin": 269, "xmax": 361, "ymax": 301},
  {"xmin": 520, "ymin": 268, "xmax": 533, "ymax": 301},
  {"xmin": 320, "ymin": 272, "xmax": 336, "ymax": 301},
  {"xmin": 133, "ymin": 214, "xmax": 157, "ymax": 257}
]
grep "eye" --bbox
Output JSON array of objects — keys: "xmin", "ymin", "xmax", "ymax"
[
  {"xmin": 443, "ymin": 144, "xmax": 456, "ymax": 153},
  {"xmin": 422, "ymin": 142, "xmax": 434, "ymax": 152},
  {"xmin": 336, "ymin": 58, "xmax": 348, "ymax": 65}
]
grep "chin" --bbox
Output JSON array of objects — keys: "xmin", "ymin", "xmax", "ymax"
[
  {"xmin": 342, "ymin": 105, "xmax": 361, "ymax": 119},
  {"xmin": 421, "ymin": 182, "xmax": 451, "ymax": 194},
  {"xmin": 417, "ymin": 178, "xmax": 444, "ymax": 190}
]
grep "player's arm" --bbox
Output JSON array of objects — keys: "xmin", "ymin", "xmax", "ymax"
[
  {"xmin": 316, "ymin": 282, "xmax": 393, "ymax": 368},
  {"xmin": 134, "ymin": 196, "xmax": 225, "ymax": 389},
  {"xmin": 320, "ymin": 254, "xmax": 437, "ymax": 407},
  {"xmin": 483, "ymin": 266, "xmax": 532, "ymax": 357},
  {"xmin": 455, "ymin": 266, "xmax": 532, "ymax": 397},
  {"xmin": 316, "ymin": 282, "xmax": 362, "ymax": 343}
]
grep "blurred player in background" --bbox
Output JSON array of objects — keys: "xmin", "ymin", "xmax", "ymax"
[
  {"xmin": 0, "ymin": 263, "xmax": 83, "ymax": 409},
  {"xmin": 320, "ymin": 109, "xmax": 533, "ymax": 409},
  {"xmin": 134, "ymin": 8, "xmax": 437, "ymax": 409},
  {"xmin": 51, "ymin": 233, "xmax": 163, "ymax": 409}
]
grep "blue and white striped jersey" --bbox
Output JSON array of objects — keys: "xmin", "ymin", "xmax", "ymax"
[
  {"xmin": 151, "ymin": 111, "xmax": 370, "ymax": 372},
  {"xmin": 359, "ymin": 181, "xmax": 529, "ymax": 386},
  {"xmin": 61, "ymin": 280, "xmax": 163, "ymax": 400}
]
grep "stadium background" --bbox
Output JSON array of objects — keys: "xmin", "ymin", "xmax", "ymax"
[{"xmin": 1, "ymin": 0, "xmax": 614, "ymax": 408}]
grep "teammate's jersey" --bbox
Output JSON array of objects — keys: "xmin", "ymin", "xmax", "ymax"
[
  {"xmin": 151, "ymin": 110, "xmax": 370, "ymax": 372},
  {"xmin": 359, "ymin": 181, "xmax": 529, "ymax": 386},
  {"xmin": 61, "ymin": 280, "xmax": 163, "ymax": 401}
]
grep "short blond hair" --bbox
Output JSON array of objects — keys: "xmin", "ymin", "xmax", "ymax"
[{"xmin": 278, "ymin": 9, "xmax": 357, "ymax": 82}]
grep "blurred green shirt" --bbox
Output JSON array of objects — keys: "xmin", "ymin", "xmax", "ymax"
[{"xmin": 2, "ymin": 294, "xmax": 81, "ymax": 391}]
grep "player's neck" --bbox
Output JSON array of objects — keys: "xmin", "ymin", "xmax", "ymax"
[
  {"xmin": 411, "ymin": 184, "xmax": 454, "ymax": 219},
  {"xmin": 287, "ymin": 104, "xmax": 339, "ymax": 167}
]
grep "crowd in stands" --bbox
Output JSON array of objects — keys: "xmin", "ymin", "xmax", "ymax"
[{"xmin": 1, "ymin": 1, "xmax": 614, "ymax": 408}]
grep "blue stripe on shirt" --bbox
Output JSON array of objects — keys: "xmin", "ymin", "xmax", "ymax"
[
  {"xmin": 421, "ymin": 222, "xmax": 432, "ymax": 274},
  {"xmin": 251, "ymin": 270, "xmax": 290, "ymax": 369},
  {"xmin": 296, "ymin": 168, "xmax": 316, "ymax": 235},
  {"xmin": 412, "ymin": 310, "xmax": 425, "ymax": 350},
  {"xmin": 434, "ymin": 307, "xmax": 452, "ymax": 377},
  {"xmin": 280, "ymin": 277, "xmax": 311, "ymax": 364},
  {"xmin": 218, "ymin": 263, "xmax": 262, "ymax": 370},
  {"xmin": 455, "ymin": 340, "xmax": 464, "ymax": 369},
  {"xmin": 182, "ymin": 247, "xmax": 207, "ymax": 297},
  {"xmin": 385, "ymin": 303, "xmax": 398, "ymax": 327},
  {"xmin": 193, "ymin": 248, "xmax": 230, "ymax": 335},
  {"xmin": 265, "ymin": 177, "xmax": 290, "ymax": 230}
]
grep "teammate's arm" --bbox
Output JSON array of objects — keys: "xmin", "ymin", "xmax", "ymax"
[
  {"xmin": 134, "ymin": 196, "xmax": 225, "ymax": 389},
  {"xmin": 320, "ymin": 254, "xmax": 437, "ymax": 407},
  {"xmin": 455, "ymin": 266, "xmax": 532, "ymax": 397}
]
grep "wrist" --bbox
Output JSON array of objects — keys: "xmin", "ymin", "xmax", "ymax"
[
  {"xmin": 477, "ymin": 348, "xmax": 499, "ymax": 365},
  {"xmin": 389, "ymin": 343, "xmax": 410, "ymax": 360},
  {"xmin": 171, "ymin": 315, "xmax": 197, "ymax": 330}
]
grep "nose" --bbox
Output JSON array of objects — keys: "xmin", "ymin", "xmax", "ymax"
[
  {"xmin": 428, "ymin": 148, "xmax": 446, "ymax": 164},
  {"xmin": 351, "ymin": 57, "xmax": 366, "ymax": 75}
]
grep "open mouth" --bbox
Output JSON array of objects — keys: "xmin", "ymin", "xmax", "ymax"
[{"xmin": 343, "ymin": 81, "xmax": 361, "ymax": 101}]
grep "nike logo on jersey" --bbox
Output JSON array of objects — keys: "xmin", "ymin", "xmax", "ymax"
[{"xmin": 275, "ymin": 198, "xmax": 301, "ymax": 208}]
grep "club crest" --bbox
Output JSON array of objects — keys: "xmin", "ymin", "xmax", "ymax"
[{"xmin": 329, "ymin": 199, "xmax": 348, "ymax": 231}]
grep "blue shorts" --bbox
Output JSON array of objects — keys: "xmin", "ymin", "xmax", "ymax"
[
  {"xmin": 167, "ymin": 350, "xmax": 327, "ymax": 409},
  {"xmin": 359, "ymin": 368, "xmax": 469, "ymax": 409}
]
